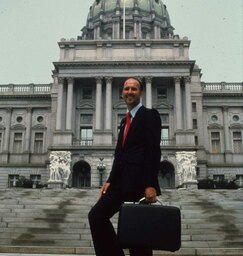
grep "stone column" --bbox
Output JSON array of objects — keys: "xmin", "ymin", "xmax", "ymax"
[
  {"xmin": 56, "ymin": 78, "xmax": 64, "ymax": 130},
  {"xmin": 112, "ymin": 20, "xmax": 120, "ymax": 39},
  {"xmin": 138, "ymin": 21, "xmax": 142, "ymax": 38},
  {"xmin": 97, "ymin": 26, "xmax": 100, "ymax": 39},
  {"xmin": 145, "ymin": 77, "xmax": 152, "ymax": 109},
  {"xmin": 66, "ymin": 78, "xmax": 74, "ymax": 130},
  {"xmin": 95, "ymin": 77, "xmax": 102, "ymax": 130},
  {"xmin": 223, "ymin": 106, "xmax": 230, "ymax": 152},
  {"xmin": 154, "ymin": 25, "xmax": 157, "ymax": 39},
  {"xmin": 157, "ymin": 25, "xmax": 161, "ymax": 39},
  {"xmin": 105, "ymin": 77, "xmax": 112, "ymax": 130},
  {"xmin": 3, "ymin": 108, "xmax": 12, "ymax": 152},
  {"xmin": 24, "ymin": 107, "xmax": 32, "ymax": 152},
  {"xmin": 174, "ymin": 77, "xmax": 183, "ymax": 130},
  {"xmin": 185, "ymin": 77, "xmax": 193, "ymax": 130}
]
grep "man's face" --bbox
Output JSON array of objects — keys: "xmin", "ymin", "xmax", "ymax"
[{"xmin": 122, "ymin": 78, "xmax": 142, "ymax": 110}]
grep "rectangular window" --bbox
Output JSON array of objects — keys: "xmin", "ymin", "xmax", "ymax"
[
  {"xmin": 13, "ymin": 132, "xmax": 23, "ymax": 153},
  {"xmin": 233, "ymin": 132, "xmax": 242, "ymax": 153},
  {"xmin": 8, "ymin": 175, "xmax": 19, "ymax": 188},
  {"xmin": 236, "ymin": 175, "xmax": 243, "ymax": 187},
  {"xmin": 80, "ymin": 127, "xmax": 93, "ymax": 146},
  {"xmin": 30, "ymin": 175, "xmax": 41, "ymax": 184},
  {"xmin": 82, "ymin": 88, "xmax": 92, "ymax": 100},
  {"xmin": 195, "ymin": 136, "xmax": 198, "ymax": 146},
  {"xmin": 34, "ymin": 133, "xmax": 44, "ymax": 153},
  {"xmin": 193, "ymin": 119, "xmax": 198, "ymax": 129},
  {"xmin": 213, "ymin": 175, "xmax": 225, "ymax": 182},
  {"xmin": 211, "ymin": 132, "xmax": 220, "ymax": 153},
  {"xmin": 192, "ymin": 102, "xmax": 197, "ymax": 112},
  {"xmin": 161, "ymin": 127, "xmax": 169, "ymax": 146},
  {"xmin": 157, "ymin": 88, "xmax": 167, "ymax": 100}
]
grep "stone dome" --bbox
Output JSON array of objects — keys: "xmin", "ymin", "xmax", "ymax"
[{"xmin": 81, "ymin": 0, "xmax": 174, "ymax": 40}]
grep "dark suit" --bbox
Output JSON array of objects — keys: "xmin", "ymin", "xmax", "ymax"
[{"xmin": 88, "ymin": 106, "xmax": 161, "ymax": 256}]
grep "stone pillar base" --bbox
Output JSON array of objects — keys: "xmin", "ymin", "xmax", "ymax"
[
  {"xmin": 182, "ymin": 180, "xmax": 198, "ymax": 189},
  {"xmin": 48, "ymin": 181, "xmax": 64, "ymax": 189}
]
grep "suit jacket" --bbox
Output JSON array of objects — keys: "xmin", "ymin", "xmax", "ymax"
[{"xmin": 107, "ymin": 106, "xmax": 161, "ymax": 196}]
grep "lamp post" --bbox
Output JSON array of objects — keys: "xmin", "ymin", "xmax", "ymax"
[{"xmin": 97, "ymin": 157, "xmax": 106, "ymax": 187}]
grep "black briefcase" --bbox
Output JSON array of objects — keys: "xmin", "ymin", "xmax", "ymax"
[{"xmin": 118, "ymin": 202, "xmax": 181, "ymax": 252}]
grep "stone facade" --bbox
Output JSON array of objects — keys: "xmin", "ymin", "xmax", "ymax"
[{"xmin": 0, "ymin": 0, "xmax": 242, "ymax": 189}]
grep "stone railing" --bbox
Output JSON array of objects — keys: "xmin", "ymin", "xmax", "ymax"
[
  {"xmin": 202, "ymin": 82, "xmax": 243, "ymax": 93},
  {"xmin": 160, "ymin": 139, "xmax": 176, "ymax": 146},
  {"xmin": 73, "ymin": 139, "xmax": 93, "ymax": 146},
  {"xmin": 0, "ymin": 84, "xmax": 52, "ymax": 95}
]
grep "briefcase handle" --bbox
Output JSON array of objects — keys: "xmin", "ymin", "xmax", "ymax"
[{"xmin": 139, "ymin": 197, "xmax": 163, "ymax": 205}]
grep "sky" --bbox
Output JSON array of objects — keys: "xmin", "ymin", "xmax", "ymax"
[{"xmin": 0, "ymin": 0, "xmax": 242, "ymax": 84}]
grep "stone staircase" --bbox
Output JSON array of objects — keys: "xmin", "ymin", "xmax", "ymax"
[{"xmin": 0, "ymin": 188, "xmax": 243, "ymax": 255}]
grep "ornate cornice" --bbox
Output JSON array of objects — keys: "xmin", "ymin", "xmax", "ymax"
[{"xmin": 54, "ymin": 60, "xmax": 195, "ymax": 68}]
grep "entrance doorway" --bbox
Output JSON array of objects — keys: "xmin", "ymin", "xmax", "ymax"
[
  {"xmin": 159, "ymin": 161, "xmax": 175, "ymax": 189},
  {"xmin": 72, "ymin": 161, "xmax": 91, "ymax": 188}
]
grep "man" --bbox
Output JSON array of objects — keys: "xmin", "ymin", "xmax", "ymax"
[{"xmin": 88, "ymin": 78, "xmax": 161, "ymax": 256}]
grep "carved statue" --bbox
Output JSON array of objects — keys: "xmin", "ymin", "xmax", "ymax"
[
  {"xmin": 176, "ymin": 152, "xmax": 197, "ymax": 186},
  {"xmin": 48, "ymin": 151, "xmax": 72, "ymax": 185}
]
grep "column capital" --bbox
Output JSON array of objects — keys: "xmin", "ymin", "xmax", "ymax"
[
  {"xmin": 26, "ymin": 107, "xmax": 32, "ymax": 113},
  {"xmin": 184, "ymin": 76, "xmax": 191, "ymax": 83},
  {"xmin": 174, "ymin": 77, "xmax": 181, "ymax": 83},
  {"xmin": 6, "ymin": 107, "xmax": 13, "ymax": 114},
  {"xmin": 96, "ymin": 77, "xmax": 103, "ymax": 84},
  {"xmin": 222, "ymin": 106, "xmax": 229, "ymax": 112},
  {"xmin": 67, "ymin": 77, "xmax": 74, "ymax": 84},
  {"xmin": 105, "ymin": 77, "xmax": 112, "ymax": 83},
  {"xmin": 57, "ymin": 77, "xmax": 65, "ymax": 84},
  {"xmin": 145, "ymin": 77, "xmax": 153, "ymax": 84}
]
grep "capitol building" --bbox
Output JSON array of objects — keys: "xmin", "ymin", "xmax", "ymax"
[{"xmin": 0, "ymin": 0, "xmax": 242, "ymax": 189}]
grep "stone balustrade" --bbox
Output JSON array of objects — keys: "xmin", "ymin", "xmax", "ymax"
[
  {"xmin": 0, "ymin": 84, "xmax": 52, "ymax": 95},
  {"xmin": 202, "ymin": 82, "xmax": 243, "ymax": 93}
]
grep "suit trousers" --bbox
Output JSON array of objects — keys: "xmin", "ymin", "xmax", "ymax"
[{"xmin": 88, "ymin": 187, "xmax": 152, "ymax": 256}]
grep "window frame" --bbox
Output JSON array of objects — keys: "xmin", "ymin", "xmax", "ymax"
[{"xmin": 211, "ymin": 131, "xmax": 221, "ymax": 154}]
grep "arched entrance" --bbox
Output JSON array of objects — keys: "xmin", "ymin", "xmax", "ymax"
[
  {"xmin": 72, "ymin": 161, "xmax": 91, "ymax": 188},
  {"xmin": 158, "ymin": 161, "xmax": 175, "ymax": 189}
]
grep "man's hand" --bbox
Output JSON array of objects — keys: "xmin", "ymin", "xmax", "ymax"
[
  {"xmin": 99, "ymin": 182, "xmax": 110, "ymax": 198},
  {"xmin": 144, "ymin": 187, "xmax": 157, "ymax": 203}
]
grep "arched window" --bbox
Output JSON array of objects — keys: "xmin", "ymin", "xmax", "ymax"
[
  {"xmin": 72, "ymin": 161, "xmax": 91, "ymax": 188},
  {"xmin": 159, "ymin": 161, "xmax": 175, "ymax": 189}
]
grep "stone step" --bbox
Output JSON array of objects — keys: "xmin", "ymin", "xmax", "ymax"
[
  {"xmin": 0, "ymin": 188, "xmax": 242, "ymax": 256},
  {"xmin": 1, "ymin": 246, "xmax": 243, "ymax": 256}
]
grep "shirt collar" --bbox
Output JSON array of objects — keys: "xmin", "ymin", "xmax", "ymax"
[{"xmin": 128, "ymin": 103, "xmax": 142, "ymax": 119}]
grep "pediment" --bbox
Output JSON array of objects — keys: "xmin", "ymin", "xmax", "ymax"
[
  {"xmin": 230, "ymin": 123, "xmax": 243, "ymax": 129},
  {"xmin": 11, "ymin": 124, "xmax": 26, "ymax": 130},
  {"xmin": 78, "ymin": 101, "xmax": 95, "ymax": 109},
  {"xmin": 153, "ymin": 101, "xmax": 173, "ymax": 109},
  {"xmin": 32, "ymin": 124, "xmax": 47, "ymax": 130},
  {"xmin": 208, "ymin": 123, "xmax": 223, "ymax": 130},
  {"xmin": 113, "ymin": 101, "xmax": 126, "ymax": 109}
]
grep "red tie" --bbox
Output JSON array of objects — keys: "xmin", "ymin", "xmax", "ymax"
[{"xmin": 122, "ymin": 112, "xmax": 131, "ymax": 145}]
